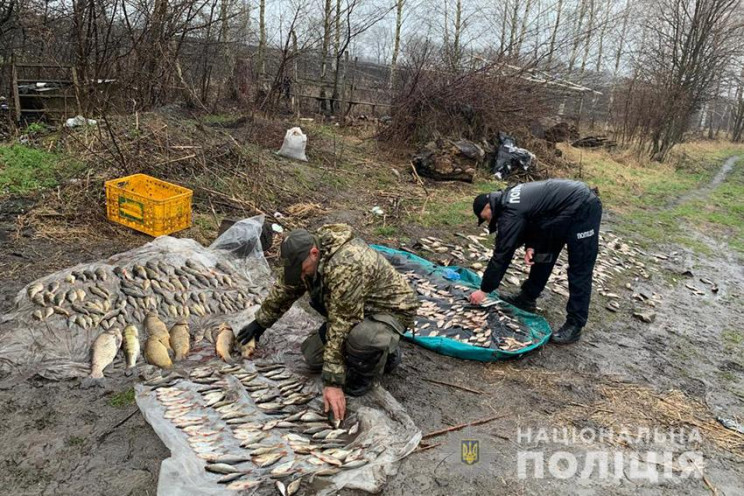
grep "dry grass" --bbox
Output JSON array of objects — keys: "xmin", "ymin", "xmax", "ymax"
[
  {"xmin": 557, "ymin": 384, "xmax": 744, "ymax": 457},
  {"xmin": 484, "ymin": 365, "xmax": 744, "ymax": 458}
]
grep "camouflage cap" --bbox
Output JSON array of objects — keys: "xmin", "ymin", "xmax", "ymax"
[{"xmin": 280, "ymin": 229, "xmax": 315, "ymax": 285}]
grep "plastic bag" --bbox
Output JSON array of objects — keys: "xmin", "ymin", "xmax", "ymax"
[
  {"xmin": 491, "ymin": 132, "xmax": 536, "ymax": 180},
  {"xmin": 277, "ymin": 127, "xmax": 308, "ymax": 161},
  {"xmin": 209, "ymin": 216, "xmax": 270, "ymax": 263},
  {"xmin": 64, "ymin": 115, "xmax": 98, "ymax": 128}
]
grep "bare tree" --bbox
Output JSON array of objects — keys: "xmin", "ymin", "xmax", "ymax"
[
  {"xmin": 389, "ymin": 0, "xmax": 405, "ymax": 89},
  {"xmin": 640, "ymin": 0, "xmax": 744, "ymax": 159}
]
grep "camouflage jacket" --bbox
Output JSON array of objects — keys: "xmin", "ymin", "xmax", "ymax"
[{"xmin": 255, "ymin": 224, "xmax": 419, "ymax": 386}]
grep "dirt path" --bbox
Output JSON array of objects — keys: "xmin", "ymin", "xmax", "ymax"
[
  {"xmin": 675, "ymin": 155, "xmax": 741, "ymax": 205},
  {"xmin": 1, "ymin": 158, "xmax": 742, "ymax": 495}
]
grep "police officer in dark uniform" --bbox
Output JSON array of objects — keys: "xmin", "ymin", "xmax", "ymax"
[{"xmin": 470, "ymin": 179, "xmax": 602, "ymax": 344}]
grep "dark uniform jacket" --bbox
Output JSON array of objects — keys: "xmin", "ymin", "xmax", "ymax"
[{"xmin": 481, "ymin": 179, "xmax": 593, "ymax": 293}]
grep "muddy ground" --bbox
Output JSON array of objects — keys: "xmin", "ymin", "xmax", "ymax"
[{"xmin": 0, "ymin": 159, "xmax": 742, "ymax": 495}]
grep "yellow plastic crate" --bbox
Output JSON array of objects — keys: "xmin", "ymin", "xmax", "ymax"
[{"xmin": 105, "ymin": 174, "xmax": 192, "ymax": 236}]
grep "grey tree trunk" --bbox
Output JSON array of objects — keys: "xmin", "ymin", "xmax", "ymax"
[
  {"xmin": 258, "ymin": 0, "xmax": 266, "ymax": 78},
  {"xmin": 546, "ymin": 0, "xmax": 564, "ymax": 69},
  {"xmin": 389, "ymin": 0, "xmax": 404, "ymax": 89}
]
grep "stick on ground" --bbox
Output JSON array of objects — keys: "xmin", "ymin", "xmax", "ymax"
[
  {"xmin": 422, "ymin": 413, "xmax": 507, "ymax": 440},
  {"xmin": 422, "ymin": 377, "xmax": 486, "ymax": 395}
]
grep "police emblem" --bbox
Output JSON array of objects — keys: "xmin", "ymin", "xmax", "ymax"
[{"xmin": 461, "ymin": 439, "xmax": 479, "ymax": 465}]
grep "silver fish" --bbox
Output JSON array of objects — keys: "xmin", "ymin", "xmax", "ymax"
[{"xmin": 205, "ymin": 463, "xmax": 241, "ymax": 474}]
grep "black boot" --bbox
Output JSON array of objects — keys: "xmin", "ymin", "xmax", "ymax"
[
  {"xmin": 384, "ymin": 348, "xmax": 402, "ymax": 374},
  {"xmin": 344, "ymin": 348, "xmax": 383, "ymax": 397},
  {"xmin": 500, "ymin": 291, "xmax": 537, "ymax": 313},
  {"xmin": 551, "ymin": 321, "xmax": 583, "ymax": 344}
]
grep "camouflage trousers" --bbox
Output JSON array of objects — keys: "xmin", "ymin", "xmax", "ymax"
[{"xmin": 300, "ymin": 314, "xmax": 403, "ymax": 380}]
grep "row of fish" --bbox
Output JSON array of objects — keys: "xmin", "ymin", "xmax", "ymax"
[
  {"xmin": 88, "ymin": 312, "xmax": 258, "ymax": 381},
  {"xmin": 25, "ymin": 258, "xmax": 258, "ymax": 333},
  {"xmin": 144, "ymin": 362, "xmax": 372, "ymax": 494}
]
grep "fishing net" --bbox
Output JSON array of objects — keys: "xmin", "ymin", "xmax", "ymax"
[{"xmin": 373, "ymin": 245, "xmax": 552, "ymax": 361}]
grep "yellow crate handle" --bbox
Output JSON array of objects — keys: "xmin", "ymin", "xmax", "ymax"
[{"xmin": 118, "ymin": 197, "xmax": 144, "ymax": 224}]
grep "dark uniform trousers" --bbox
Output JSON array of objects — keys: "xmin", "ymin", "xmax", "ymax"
[{"xmin": 521, "ymin": 195, "xmax": 603, "ymax": 327}]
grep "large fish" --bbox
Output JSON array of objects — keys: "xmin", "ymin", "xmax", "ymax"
[
  {"xmin": 145, "ymin": 311, "xmax": 172, "ymax": 351},
  {"xmin": 215, "ymin": 324, "xmax": 235, "ymax": 363},
  {"xmin": 169, "ymin": 319, "xmax": 191, "ymax": 361},
  {"xmin": 87, "ymin": 328, "xmax": 123, "ymax": 383},
  {"xmin": 145, "ymin": 335, "xmax": 173, "ymax": 369},
  {"xmin": 122, "ymin": 324, "xmax": 140, "ymax": 376}
]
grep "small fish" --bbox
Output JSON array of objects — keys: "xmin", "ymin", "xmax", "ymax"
[
  {"xmin": 52, "ymin": 305, "xmax": 70, "ymax": 316},
  {"xmin": 315, "ymin": 467, "xmax": 341, "ymax": 476},
  {"xmin": 300, "ymin": 412, "xmax": 326, "ymax": 423},
  {"xmin": 283, "ymin": 433, "xmax": 311, "ymax": 444},
  {"xmin": 270, "ymin": 460, "xmax": 295, "ymax": 477},
  {"xmin": 312, "ymin": 429, "xmax": 333, "ymax": 440},
  {"xmin": 204, "ymin": 454, "xmax": 252, "ymax": 465},
  {"xmin": 311, "ymin": 451, "xmax": 343, "ymax": 467},
  {"xmin": 249, "ymin": 443, "xmax": 284, "ymax": 456},
  {"xmin": 342, "ymin": 459, "xmax": 368, "ymax": 469},
  {"xmin": 238, "ymin": 433, "xmax": 268, "ymax": 446},
  {"xmin": 87, "ymin": 328, "xmax": 123, "ymax": 381},
  {"xmin": 286, "ymin": 478, "xmax": 301, "ymax": 495},
  {"xmin": 226, "ymin": 479, "xmax": 261, "ymax": 491},
  {"xmin": 205, "ymin": 463, "xmax": 241, "ymax": 474},
  {"xmin": 217, "ymin": 472, "xmax": 246, "ymax": 484},
  {"xmin": 290, "ymin": 444, "xmax": 317, "ymax": 455},
  {"xmin": 122, "ymin": 324, "xmax": 140, "ymax": 375},
  {"xmin": 27, "ymin": 282, "xmax": 44, "ymax": 300},
  {"xmin": 252, "ymin": 451, "xmax": 286, "ymax": 468}
]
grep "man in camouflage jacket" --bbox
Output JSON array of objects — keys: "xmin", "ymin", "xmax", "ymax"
[{"xmin": 237, "ymin": 224, "xmax": 419, "ymax": 420}]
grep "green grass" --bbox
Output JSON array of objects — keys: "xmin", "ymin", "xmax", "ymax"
[
  {"xmin": 202, "ymin": 114, "xmax": 235, "ymax": 125},
  {"xmin": 722, "ymin": 328, "xmax": 743, "ymax": 348},
  {"xmin": 0, "ymin": 144, "xmax": 83, "ymax": 195},
  {"xmin": 416, "ymin": 178, "xmax": 499, "ymax": 229},
  {"xmin": 573, "ymin": 144, "xmax": 744, "ymax": 254},
  {"xmin": 107, "ymin": 388, "xmax": 135, "ymax": 408},
  {"xmin": 25, "ymin": 122, "xmax": 48, "ymax": 134},
  {"xmin": 718, "ymin": 370, "xmax": 738, "ymax": 383},
  {"xmin": 65, "ymin": 436, "xmax": 85, "ymax": 446},
  {"xmin": 374, "ymin": 225, "xmax": 398, "ymax": 237}
]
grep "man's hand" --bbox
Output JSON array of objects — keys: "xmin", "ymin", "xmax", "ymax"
[
  {"xmin": 323, "ymin": 386, "xmax": 346, "ymax": 421},
  {"xmin": 237, "ymin": 320, "xmax": 265, "ymax": 345},
  {"xmin": 524, "ymin": 248, "xmax": 535, "ymax": 266},
  {"xmin": 470, "ymin": 290, "xmax": 488, "ymax": 305}
]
